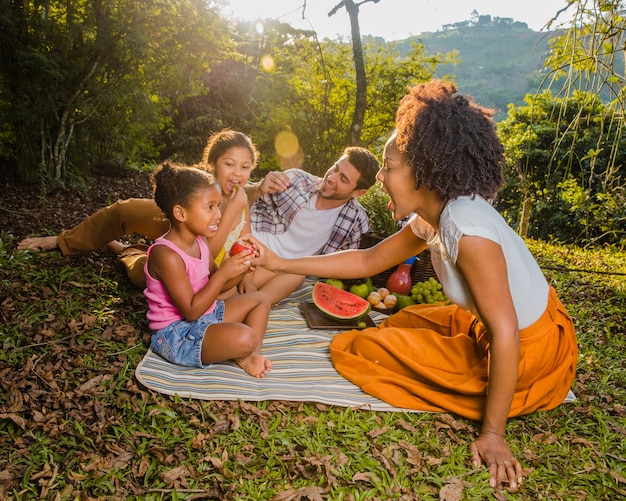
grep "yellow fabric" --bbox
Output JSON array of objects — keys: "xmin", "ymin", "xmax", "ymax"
[
  {"xmin": 118, "ymin": 244, "xmax": 150, "ymax": 289},
  {"xmin": 214, "ymin": 210, "xmax": 247, "ymax": 267},
  {"xmin": 329, "ymin": 286, "xmax": 577, "ymax": 421}
]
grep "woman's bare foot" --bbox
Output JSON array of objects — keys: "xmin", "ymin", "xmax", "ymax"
[
  {"xmin": 235, "ymin": 353, "xmax": 272, "ymax": 378},
  {"xmin": 17, "ymin": 236, "xmax": 59, "ymax": 252}
]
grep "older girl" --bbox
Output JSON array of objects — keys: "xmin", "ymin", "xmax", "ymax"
[{"xmin": 18, "ymin": 129, "xmax": 259, "ymax": 289}]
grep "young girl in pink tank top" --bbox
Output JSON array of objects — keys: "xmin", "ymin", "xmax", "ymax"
[{"xmin": 144, "ymin": 161, "xmax": 271, "ymax": 378}]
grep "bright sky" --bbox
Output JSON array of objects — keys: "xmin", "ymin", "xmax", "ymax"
[{"xmin": 223, "ymin": 0, "xmax": 572, "ymax": 41}]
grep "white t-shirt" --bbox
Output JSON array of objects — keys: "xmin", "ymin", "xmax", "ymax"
[
  {"xmin": 254, "ymin": 194, "xmax": 343, "ymax": 258},
  {"xmin": 410, "ymin": 196, "xmax": 549, "ymax": 329}
]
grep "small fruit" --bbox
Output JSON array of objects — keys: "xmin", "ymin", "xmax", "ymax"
[
  {"xmin": 383, "ymin": 294, "xmax": 397, "ymax": 309},
  {"xmin": 375, "ymin": 302, "xmax": 386, "ymax": 309},
  {"xmin": 377, "ymin": 287, "xmax": 390, "ymax": 299},
  {"xmin": 357, "ymin": 321, "xmax": 367, "ymax": 328},
  {"xmin": 395, "ymin": 293, "xmax": 416, "ymax": 311},
  {"xmin": 326, "ymin": 278, "xmax": 345, "ymax": 290},
  {"xmin": 410, "ymin": 278, "xmax": 447, "ymax": 304},
  {"xmin": 367, "ymin": 291, "xmax": 381, "ymax": 305},
  {"xmin": 349, "ymin": 282, "xmax": 370, "ymax": 299},
  {"xmin": 229, "ymin": 240, "xmax": 254, "ymax": 257}
]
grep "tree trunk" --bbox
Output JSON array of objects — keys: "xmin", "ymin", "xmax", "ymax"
[
  {"xmin": 329, "ymin": 0, "xmax": 372, "ymax": 146},
  {"xmin": 519, "ymin": 181, "xmax": 531, "ymax": 238},
  {"xmin": 343, "ymin": 0, "xmax": 366, "ymax": 146}
]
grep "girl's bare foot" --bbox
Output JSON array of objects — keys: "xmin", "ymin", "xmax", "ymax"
[
  {"xmin": 235, "ymin": 353, "xmax": 272, "ymax": 378},
  {"xmin": 17, "ymin": 236, "xmax": 59, "ymax": 252}
]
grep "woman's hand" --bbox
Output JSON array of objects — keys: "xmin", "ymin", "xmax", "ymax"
[
  {"xmin": 469, "ymin": 432, "xmax": 523, "ymax": 492},
  {"xmin": 241, "ymin": 235, "xmax": 282, "ymax": 272}
]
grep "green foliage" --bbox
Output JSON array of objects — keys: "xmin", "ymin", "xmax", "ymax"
[
  {"xmin": 245, "ymin": 33, "xmax": 445, "ymax": 177},
  {"xmin": 395, "ymin": 15, "xmax": 564, "ymax": 121},
  {"xmin": 544, "ymin": 0, "xmax": 625, "ymax": 107},
  {"xmin": 358, "ymin": 183, "xmax": 400, "ymax": 238},
  {"xmin": 507, "ymin": 0, "xmax": 626, "ymax": 246},
  {"xmin": 0, "ymin": 0, "xmax": 232, "ymax": 185},
  {"xmin": 496, "ymin": 89, "xmax": 626, "ymax": 245},
  {"xmin": 0, "ymin": 4, "xmax": 447, "ymax": 186}
]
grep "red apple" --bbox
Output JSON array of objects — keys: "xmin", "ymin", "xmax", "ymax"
[{"xmin": 229, "ymin": 239, "xmax": 254, "ymax": 257}]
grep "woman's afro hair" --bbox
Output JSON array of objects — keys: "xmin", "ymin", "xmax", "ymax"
[{"xmin": 395, "ymin": 79, "xmax": 505, "ymax": 201}]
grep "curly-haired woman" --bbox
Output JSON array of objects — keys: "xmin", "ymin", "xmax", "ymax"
[{"xmin": 249, "ymin": 79, "xmax": 578, "ymax": 492}]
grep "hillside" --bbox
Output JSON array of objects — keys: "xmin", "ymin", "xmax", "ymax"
[{"xmin": 393, "ymin": 15, "xmax": 560, "ymax": 121}]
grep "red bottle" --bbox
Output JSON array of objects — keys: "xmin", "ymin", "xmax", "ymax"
[{"xmin": 386, "ymin": 256, "xmax": 416, "ymax": 295}]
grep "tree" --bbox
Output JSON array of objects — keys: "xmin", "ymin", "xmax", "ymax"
[
  {"xmin": 247, "ymin": 31, "xmax": 446, "ymax": 177},
  {"xmin": 520, "ymin": 0, "xmax": 626, "ymax": 244},
  {"xmin": 497, "ymin": 90, "xmax": 626, "ymax": 245},
  {"xmin": 0, "ymin": 0, "xmax": 231, "ymax": 186},
  {"xmin": 328, "ymin": 0, "xmax": 380, "ymax": 145}
]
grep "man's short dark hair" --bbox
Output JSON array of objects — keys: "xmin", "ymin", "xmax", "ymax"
[{"xmin": 344, "ymin": 147, "xmax": 379, "ymax": 190}]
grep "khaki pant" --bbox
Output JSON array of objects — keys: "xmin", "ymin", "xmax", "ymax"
[{"xmin": 58, "ymin": 198, "xmax": 168, "ymax": 288}]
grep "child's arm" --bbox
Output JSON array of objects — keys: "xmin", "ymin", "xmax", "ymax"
[
  {"xmin": 208, "ymin": 186, "xmax": 249, "ymax": 259},
  {"xmin": 214, "ymin": 256, "xmax": 250, "ymax": 292}
]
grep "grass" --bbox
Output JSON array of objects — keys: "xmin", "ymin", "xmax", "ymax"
[{"xmin": 1, "ymin": 232, "xmax": 625, "ymax": 500}]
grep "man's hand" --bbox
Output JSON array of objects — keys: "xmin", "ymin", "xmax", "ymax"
[
  {"xmin": 260, "ymin": 171, "xmax": 291, "ymax": 195},
  {"xmin": 244, "ymin": 171, "xmax": 291, "ymax": 205}
]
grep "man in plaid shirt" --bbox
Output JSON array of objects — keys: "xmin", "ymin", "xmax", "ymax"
[{"xmin": 244, "ymin": 146, "xmax": 379, "ymax": 304}]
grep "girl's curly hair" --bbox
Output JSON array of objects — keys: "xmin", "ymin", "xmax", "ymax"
[
  {"xmin": 152, "ymin": 161, "xmax": 216, "ymax": 221},
  {"xmin": 395, "ymin": 79, "xmax": 504, "ymax": 202},
  {"xmin": 198, "ymin": 129, "xmax": 259, "ymax": 172}
]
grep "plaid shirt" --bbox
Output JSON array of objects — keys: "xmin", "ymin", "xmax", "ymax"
[{"xmin": 250, "ymin": 169, "xmax": 371, "ymax": 254}]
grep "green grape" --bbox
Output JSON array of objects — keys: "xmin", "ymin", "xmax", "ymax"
[{"xmin": 410, "ymin": 278, "xmax": 448, "ymax": 304}]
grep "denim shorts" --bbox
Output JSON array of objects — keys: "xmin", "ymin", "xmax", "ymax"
[{"xmin": 150, "ymin": 300, "xmax": 225, "ymax": 368}]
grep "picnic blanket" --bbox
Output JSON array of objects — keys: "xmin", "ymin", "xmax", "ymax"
[{"xmin": 135, "ymin": 279, "xmax": 576, "ymax": 411}]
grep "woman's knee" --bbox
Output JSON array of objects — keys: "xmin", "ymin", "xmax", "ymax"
[{"xmin": 351, "ymin": 331, "xmax": 381, "ymax": 356}]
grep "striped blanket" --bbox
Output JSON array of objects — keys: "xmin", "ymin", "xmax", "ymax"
[
  {"xmin": 135, "ymin": 279, "xmax": 576, "ymax": 410},
  {"xmin": 135, "ymin": 279, "xmax": 418, "ymax": 412}
]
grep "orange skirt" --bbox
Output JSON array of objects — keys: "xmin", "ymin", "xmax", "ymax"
[{"xmin": 329, "ymin": 286, "xmax": 577, "ymax": 421}]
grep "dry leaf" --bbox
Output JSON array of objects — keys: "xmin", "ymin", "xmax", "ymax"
[
  {"xmin": 439, "ymin": 478, "xmax": 464, "ymax": 501},
  {"xmin": 352, "ymin": 471, "xmax": 376, "ymax": 483},
  {"xmin": 0, "ymin": 413, "xmax": 27, "ymax": 430}
]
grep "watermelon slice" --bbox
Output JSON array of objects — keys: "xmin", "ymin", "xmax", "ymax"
[{"xmin": 311, "ymin": 281, "xmax": 371, "ymax": 322}]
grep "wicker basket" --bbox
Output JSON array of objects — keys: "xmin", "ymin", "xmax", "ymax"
[{"xmin": 358, "ymin": 233, "xmax": 438, "ymax": 289}]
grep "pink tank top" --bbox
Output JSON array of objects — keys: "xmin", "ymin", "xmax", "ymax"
[{"xmin": 143, "ymin": 236, "xmax": 216, "ymax": 331}]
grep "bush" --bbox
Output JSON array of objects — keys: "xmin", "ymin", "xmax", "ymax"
[{"xmin": 358, "ymin": 184, "xmax": 401, "ymax": 237}]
